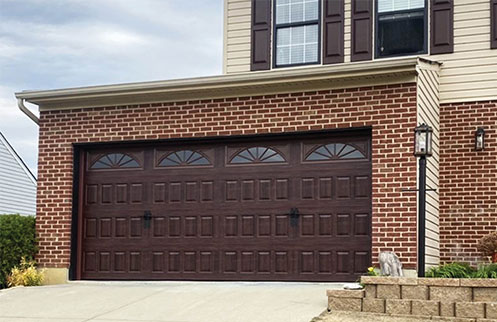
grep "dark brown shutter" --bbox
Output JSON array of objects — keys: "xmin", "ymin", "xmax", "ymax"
[
  {"xmin": 430, "ymin": 0, "xmax": 454, "ymax": 54},
  {"xmin": 492, "ymin": 0, "xmax": 497, "ymax": 49},
  {"xmin": 323, "ymin": 0, "xmax": 345, "ymax": 64},
  {"xmin": 351, "ymin": 0, "xmax": 372, "ymax": 62},
  {"xmin": 251, "ymin": 0, "xmax": 271, "ymax": 71}
]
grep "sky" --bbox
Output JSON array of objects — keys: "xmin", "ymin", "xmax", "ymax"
[{"xmin": 0, "ymin": 0, "xmax": 224, "ymax": 176}]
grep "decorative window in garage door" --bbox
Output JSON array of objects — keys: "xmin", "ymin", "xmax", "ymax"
[
  {"xmin": 229, "ymin": 147, "xmax": 286, "ymax": 164},
  {"xmin": 90, "ymin": 153, "xmax": 141, "ymax": 169},
  {"xmin": 158, "ymin": 150, "xmax": 211, "ymax": 167},
  {"xmin": 305, "ymin": 143, "xmax": 367, "ymax": 161}
]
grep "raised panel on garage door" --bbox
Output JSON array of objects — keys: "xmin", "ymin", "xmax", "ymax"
[{"xmin": 79, "ymin": 132, "xmax": 372, "ymax": 281}]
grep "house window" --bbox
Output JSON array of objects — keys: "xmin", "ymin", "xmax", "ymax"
[
  {"xmin": 274, "ymin": 0, "xmax": 320, "ymax": 67},
  {"xmin": 376, "ymin": 0, "xmax": 427, "ymax": 58}
]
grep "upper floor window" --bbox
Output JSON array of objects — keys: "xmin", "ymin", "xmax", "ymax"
[
  {"xmin": 376, "ymin": 0, "xmax": 427, "ymax": 58},
  {"xmin": 274, "ymin": 0, "xmax": 320, "ymax": 67}
]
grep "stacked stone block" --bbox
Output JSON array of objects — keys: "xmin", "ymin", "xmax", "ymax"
[{"xmin": 327, "ymin": 277, "xmax": 497, "ymax": 321}]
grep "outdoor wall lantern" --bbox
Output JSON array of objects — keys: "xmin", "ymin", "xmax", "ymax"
[
  {"xmin": 413, "ymin": 123, "xmax": 433, "ymax": 278},
  {"xmin": 475, "ymin": 127, "xmax": 485, "ymax": 151},
  {"xmin": 414, "ymin": 123, "xmax": 433, "ymax": 157}
]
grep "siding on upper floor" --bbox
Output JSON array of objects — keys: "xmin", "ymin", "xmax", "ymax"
[
  {"xmin": 416, "ymin": 62, "xmax": 441, "ymax": 269},
  {"xmin": 224, "ymin": 0, "xmax": 252, "ymax": 74},
  {"xmin": 224, "ymin": 0, "xmax": 497, "ymax": 104},
  {"xmin": 0, "ymin": 132, "xmax": 37, "ymax": 216},
  {"xmin": 436, "ymin": 0, "xmax": 497, "ymax": 103},
  {"xmin": 344, "ymin": 0, "xmax": 351, "ymax": 63}
]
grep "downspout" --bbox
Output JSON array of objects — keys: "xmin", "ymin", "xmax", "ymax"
[{"xmin": 17, "ymin": 98, "xmax": 39, "ymax": 125}]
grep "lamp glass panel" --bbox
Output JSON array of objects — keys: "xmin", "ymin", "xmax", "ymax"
[{"xmin": 415, "ymin": 131, "xmax": 427, "ymax": 154}]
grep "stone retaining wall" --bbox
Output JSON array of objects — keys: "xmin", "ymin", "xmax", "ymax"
[{"xmin": 327, "ymin": 277, "xmax": 497, "ymax": 321}]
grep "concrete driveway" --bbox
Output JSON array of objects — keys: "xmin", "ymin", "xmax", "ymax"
[{"xmin": 0, "ymin": 281, "xmax": 340, "ymax": 322}]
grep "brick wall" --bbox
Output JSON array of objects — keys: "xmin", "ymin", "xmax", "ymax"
[
  {"xmin": 36, "ymin": 83, "xmax": 418, "ymax": 270},
  {"xmin": 439, "ymin": 101, "xmax": 497, "ymax": 265}
]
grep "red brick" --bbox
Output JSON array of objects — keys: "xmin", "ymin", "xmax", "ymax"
[{"xmin": 36, "ymin": 83, "xmax": 418, "ymax": 268}]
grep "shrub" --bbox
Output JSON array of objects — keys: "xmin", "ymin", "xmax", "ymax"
[
  {"xmin": 473, "ymin": 263, "xmax": 497, "ymax": 279},
  {"xmin": 7, "ymin": 257, "xmax": 44, "ymax": 287},
  {"xmin": 426, "ymin": 262, "xmax": 476, "ymax": 278},
  {"xmin": 477, "ymin": 232, "xmax": 497, "ymax": 257},
  {"xmin": 0, "ymin": 215, "xmax": 38, "ymax": 288}
]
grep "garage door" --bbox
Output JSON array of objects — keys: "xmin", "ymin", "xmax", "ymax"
[{"xmin": 79, "ymin": 133, "xmax": 372, "ymax": 281}]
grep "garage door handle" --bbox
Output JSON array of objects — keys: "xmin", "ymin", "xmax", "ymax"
[
  {"xmin": 143, "ymin": 210, "xmax": 152, "ymax": 229},
  {"xmin": 290, "ymin": 207, "xmax": 300, "ymax": 227}
]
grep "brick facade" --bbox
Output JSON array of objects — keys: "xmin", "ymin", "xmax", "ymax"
[
  {"xmin": 36, "ymin": 83, "xmax": 418, "ymax": 270},
  {"xmin": 439, "ymin": 101, "xmax": 497, "ymax": 265}
]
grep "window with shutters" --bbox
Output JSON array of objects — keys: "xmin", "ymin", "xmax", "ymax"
[
  {"xmin": 274, "ymin": 0, "xmax": 321, "ymax": 67},
  {"xmin": 375, "ymin": 0, "xmax": 427, "ymax": 58}
]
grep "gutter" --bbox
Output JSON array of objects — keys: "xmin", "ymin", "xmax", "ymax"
[
  {"xmin": 17, "ymin": 98, "xmax": 39, "ymax": 125},
  {"xmin": 15, "ymin": 57, "xmax": 441, "ymax": 113}
]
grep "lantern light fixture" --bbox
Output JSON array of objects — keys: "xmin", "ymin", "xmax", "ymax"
[
  {"xmin": 414, "ymin": 123, "xmax": 433, "ymax": 157},
  {"xmin": 475, "ymin": 127, "xmax": 485, "ymax": 151},
  {"xmin": 413, "ymin": 123, "xmax": 433, "ymax": 277}
]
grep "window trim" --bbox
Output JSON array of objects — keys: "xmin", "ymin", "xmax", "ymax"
[
  {"xmin": 272, "ymin": 0, "xmax": 322, "ymax": 68},
  {"xmin": 374, "ymin": 0, "xmax": 428, "ymax": 59}
]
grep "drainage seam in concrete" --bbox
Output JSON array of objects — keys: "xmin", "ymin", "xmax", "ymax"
[{"xmin": 80, "ymin": 289, "xmax": 167, "ymax": 322}]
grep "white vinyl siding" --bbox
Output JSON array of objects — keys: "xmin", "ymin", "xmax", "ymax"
[
  {"xmin": 435, "ymin": 0, "xmax": 497, "ymax": 103},
  {"xmin": 224, "ymin": 0, "xmax": 252, "ymax": 74},
  {"xmin": 224, "ymin": 0, "xmax": 497, "ymax": 104},
  {"xmin": 0, "ymin": 133, "xmax": 37, "ymax": 216},
  {"xmin": 344, "ymin": 0, "xmax": 351, "ymax": 63},
  {"xmin": 416, "ymin": 62, "xmax": 441, "ymax": 269}
]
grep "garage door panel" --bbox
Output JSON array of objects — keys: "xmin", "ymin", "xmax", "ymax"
[
  {"xmin": 83, "ymin": 182, "xmax": 148, "ymax": 206},
  {"xmin": 83, "ymin": 212, "xmax": 371, "ymax": 240},
  {"xmin": 81, "ymin": 133, "xmax": 372, "ymax": 281},
  {"xmin": 223, "ymin": 178, "xmax": 293, "ymax": 202}
]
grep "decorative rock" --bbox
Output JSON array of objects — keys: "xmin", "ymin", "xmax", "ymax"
[
  {"xmin": 328, "ymin": 297, "xmax": 362, "ymax": 312},
  {"xmin": 362, "ymin": 298, "xmax": 385, "ymax": 313},
  {"xmin": 474, "ymin": 288, "xmax": 497, "ymax": 302},
  {"xmin": 379, "ymin": 251, "xmax": 404, "ymax": 277},
  {"xmin": 386, "ymin": 299, "xmax": 412, "ymax": 315},
  {"xmin": 343, "ymin": 283, "xmax": 363, "ymax": 290},
  {"xmin": 486, "ymin": 302, "xmax": 497, "ymax": 319},
  {"xmin": 430, "ymin": 286, "xmax": 472, "ymax": 302},
  {"xmin": 456, "ymin": 302, "xmax": 485, "ymax": 319},
  {"xmin": 412, "ymin": 299, "xmax": 440, "ymax": 316},
  {"xmin": 402, "ymin": 285, "xmax": 429, "ymax": 300},
  {"xmin": 377, "ymin": 284, "xmax": 401, "ymax": 299}
]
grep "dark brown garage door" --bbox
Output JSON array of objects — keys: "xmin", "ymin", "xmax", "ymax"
[{"xmin": 79, "ymin": 133, "xmax": 372, "ymax": 281}]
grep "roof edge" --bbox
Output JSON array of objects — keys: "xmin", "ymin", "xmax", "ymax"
[
  {"xmin": 0, "ymin": 131, "xmax": 37, "ymax": 184},
  {"xmin": 16, "ymin": 57, "xmax": 435, "ymax": 110}
]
